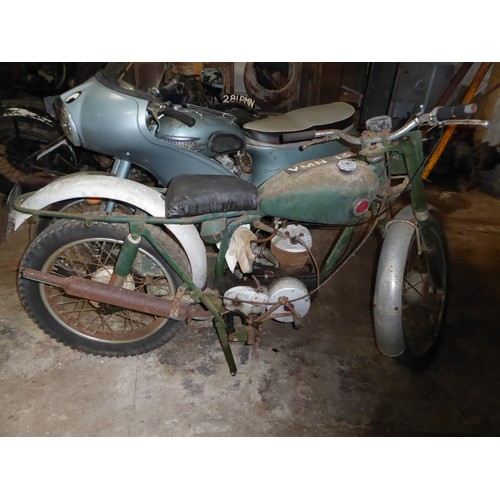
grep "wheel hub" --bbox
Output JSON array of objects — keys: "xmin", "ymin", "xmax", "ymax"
[
  {"xmin": 90, "ymin": 265, "xmax": 135, "ymax": 308},
  {"xmin": 404, "ymin": 271, "xmax": 431, "ymax": 304}
]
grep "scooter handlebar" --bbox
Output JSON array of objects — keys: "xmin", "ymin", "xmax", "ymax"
[
  {"xmin": 147, "ymin": 101, "xmax": 196, "ymax": 128},
  {"xmin": 161, "ymin": 105, "xmax": 196, "ymax": 127},
  {"xmin": 281, "ymin": 104, "xmax": 486, "ymax": 147}
]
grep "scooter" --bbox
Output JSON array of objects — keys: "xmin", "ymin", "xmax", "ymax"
[
  {"xmin": 2, "ymin": 62, "xmax": 353, "ymax": 193},
  {"xmin": 0, "ymin": 62, "xmax": 243, "ymax": 193},
  {"xmin": 55, "ymin": 62, "xmax": 355, "ymax": 183},
  {"xmin": 9, "ymin": 103, "xmax": 488, "ymax": 375},
  {"xmin": 3, "ymin": 62, "xmax": 355, "ymax": 226}
]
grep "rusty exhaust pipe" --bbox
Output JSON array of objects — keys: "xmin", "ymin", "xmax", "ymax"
[{"xmin": 21, "ymin": 267, "xmax": 192, "ymax": 320}]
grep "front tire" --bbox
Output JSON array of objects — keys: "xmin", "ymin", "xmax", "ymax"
[
  {"xmin": 373, "ymin": 214, "xmax": 448, "ymax": 368},
  {"xmin": 18, "ymin": 220, "xmax": 191, "ymax": 356}
]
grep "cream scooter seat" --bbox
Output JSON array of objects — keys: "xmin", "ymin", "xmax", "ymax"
[{"xmin": 243, "ymin": 101, "xmax": 355, "ymax": 144}]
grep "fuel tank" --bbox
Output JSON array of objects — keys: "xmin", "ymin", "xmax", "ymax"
[
  {"xmin": 247, "ymin": 138, "xmax": 351, "ymax": 186},
  {"xmin": 258, "ymin": 154, "xmax": 380, "ymax": 225}
]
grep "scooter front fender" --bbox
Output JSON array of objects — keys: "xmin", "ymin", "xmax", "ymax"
[{"xmin": 9, "ymin": 173, "xmax": 207, "ymax": 288}]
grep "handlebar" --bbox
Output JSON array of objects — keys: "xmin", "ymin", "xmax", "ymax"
[
  {"xmin": 161, "ymin": 104, "xmax": 196, "ymax": 127},
  {"xmin": 433, "ymin": 103, "xmax": 477, "ymax": 121},
  {"xmin": 147, "ymin": 101, "xmax": 196, "ymax": 128},
  {"xmin": 282, "ymin": 104, "xmax": 489, "ymax": 146}
]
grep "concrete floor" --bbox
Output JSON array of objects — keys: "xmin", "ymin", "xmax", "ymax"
[{"xmin": 0, "ymin": 173, "xmax": 499, "ymax": 437}]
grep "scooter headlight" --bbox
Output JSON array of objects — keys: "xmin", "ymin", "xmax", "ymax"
[{"xmin": 59, "ymin": 101, "xmax": 81, "ymax": 147}]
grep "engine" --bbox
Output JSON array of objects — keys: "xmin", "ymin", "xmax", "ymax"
[
  {"xmin": 223, "ymin": 277, "xmax": 310, "ymax": 323},
  {"xmin": 270, "ymin": 224, "xmax": 312, "ymax": 269},
  {"xmin": 223, "ymin": 224, "xmax": 313, "ymax": 323}
]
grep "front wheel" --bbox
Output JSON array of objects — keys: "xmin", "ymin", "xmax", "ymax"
[
  {"xmin": 18, "ymin": 220, "xmax": 192, "ymax": 356},
  {"xmin": 373, "ymin": 213, "xmax": 448, "ymax": 368}
]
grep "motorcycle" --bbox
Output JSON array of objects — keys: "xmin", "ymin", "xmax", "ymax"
[
  {"xmin": 8, "ymin": 102, "xmax": 488, "ymax": 375},
  {"xmin": 0, "ymin": 62, "xmax": 215, "ymax": 194},
  {"xmin": 0, "ymin": 102, "xmax": 110, "ymax": 194}
]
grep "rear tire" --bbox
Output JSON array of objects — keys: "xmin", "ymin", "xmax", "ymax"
[
  {"xmin": 19, "ymin": 219, "xmax": 191, "ymax": 356},
  {"xmin": 31, "ymin": 198, "xmax": 135, "ymax": 238}
]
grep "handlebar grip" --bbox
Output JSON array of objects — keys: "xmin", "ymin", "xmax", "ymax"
[
  {"xmin": 162, "ymin": 106, "xmax": 196, "ymax": 127},
  {"xmin": 282, "ymin": 130, "xmax": 317, "ymax": 143},
  {"xmin": 435, "ymin": 103, "xmax": 477, "ymax": 121}
]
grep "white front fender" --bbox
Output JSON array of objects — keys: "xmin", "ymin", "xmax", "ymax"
[
  {"xmin": 11, "ymin": 173, "xmax": 207, "ymax": 288},
  {"xmin": 373, "ymin": 204, "xmax": 416, "ymax": 356}
]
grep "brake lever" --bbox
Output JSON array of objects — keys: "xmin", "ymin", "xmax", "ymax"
[
  {"xmin": 147, "ymin": 101, "xmax": 165, "ymax": 128},
  {"xmin": 437, "ymin": 119, "xmax": 490, "ymax": 128}
]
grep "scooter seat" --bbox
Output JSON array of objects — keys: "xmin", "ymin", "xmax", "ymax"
[
  {"xmin": 243, "ymin": 101, "xmax": 355, "ymax": 144},
  {"xmin": 165, "ymin": 174, "xmax": 258, "ymax": 218}
]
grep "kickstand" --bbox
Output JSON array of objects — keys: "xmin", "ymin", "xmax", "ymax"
[
  {"xmin": 192, "ymin": 289, "xmax": 237, "ymax": 375},
  {"xmin": 214, "ymin": 318, "xmax": 237, "ymax": 376}
]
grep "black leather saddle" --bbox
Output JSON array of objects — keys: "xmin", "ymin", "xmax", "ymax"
[{"xmin": 165, "ymin": 174, "xmax": 258, "ymax": 218}]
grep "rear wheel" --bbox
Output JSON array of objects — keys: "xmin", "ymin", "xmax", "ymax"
[
  {"xmin": 19, "ymin": 219, "xmax": 191, "ymax": 356},
  {"xmin": 31, "ymin": 198, "xmax": 135, "ymax": 238}
]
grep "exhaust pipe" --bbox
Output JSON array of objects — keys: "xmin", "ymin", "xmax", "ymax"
[{"xmin": 20, "ymin": 267, "xmax": 211, "ymax": 320}]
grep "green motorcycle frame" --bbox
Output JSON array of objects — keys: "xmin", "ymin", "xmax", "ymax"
[{"xmin": 13, "ymin": 104, "xmax": 477, "ymax": 374}]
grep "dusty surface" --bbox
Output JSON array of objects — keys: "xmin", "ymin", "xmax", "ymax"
[{"xmin": 0, "ymin": 177, "xmax": 499, "ymax": 437}]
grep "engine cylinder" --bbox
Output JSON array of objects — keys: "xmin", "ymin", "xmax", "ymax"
[{"xmin": 271, "ymin": 224, "xmax": 312, "ymax": 269}]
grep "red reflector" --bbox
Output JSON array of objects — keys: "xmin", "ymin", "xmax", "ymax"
[{"xmin": 354, "ymin": 199, "xmax": 370, "ymax": 215}]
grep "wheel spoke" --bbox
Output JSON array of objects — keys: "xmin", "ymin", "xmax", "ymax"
[
  {"xmin": 404, "ymin": 277, "xmax": 425, "ymax": 298},
  {"xmin": 400, "ymin": 222, "xmax": 447, "ymax": 358},
  {"xmin": 42, "ymin": 235, "xmax": 176, "ymax": 342},
  {"xmin": 19, "ymin": 220, "xmax": 190, "ymax": 355}
]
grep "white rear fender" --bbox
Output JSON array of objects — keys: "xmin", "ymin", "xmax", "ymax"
[{"xmin": 11, "ymin": 173, "xmax": 207, "ymax": 288}]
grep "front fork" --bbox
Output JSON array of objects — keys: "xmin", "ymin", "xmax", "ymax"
[
  {"xmin": 364, "ymin": 133, "xmax": 442, "ymax": 292},
  {"xmin": 102, "ymin": 158, "xmax": 134, "ymax": 212},
  {"xmin": 363, "ymin": 132, "xmax": 433, "ymax": 244},
  {"xmin": 396, "ymin": 133, "xmax": 436, "ymax": 249}
]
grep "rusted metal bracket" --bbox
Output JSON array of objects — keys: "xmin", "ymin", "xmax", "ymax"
[{"xmin": 228, "ymin": 325, "xmax": 261, "ymax": 345}]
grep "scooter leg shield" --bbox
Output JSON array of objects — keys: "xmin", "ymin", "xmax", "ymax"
[{"xmin": 10, "ymin": 173, "xmax": 207, "ymax": 288}]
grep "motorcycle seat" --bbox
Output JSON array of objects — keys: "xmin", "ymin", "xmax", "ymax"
[
  {"xmin": 243, "ymin": 101, "xmax": 355, "ymax": 144},
  {"xmin": 165, "ymin": 174, "xmax": 258, "ymax": 218}
]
